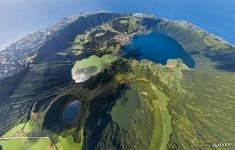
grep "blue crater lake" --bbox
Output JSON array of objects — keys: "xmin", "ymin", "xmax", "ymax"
[
  {"xmin": 121, "ymin": 32, "xmax": 195, "ymax": 68},
  {"xmin": 63, "ymin": 100, "xmax": 82, "ymax": 123}
]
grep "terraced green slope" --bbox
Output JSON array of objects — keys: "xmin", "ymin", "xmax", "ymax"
[{"xmin": 168, "ymin": 66, "xmax": 235, "ymax": 149}]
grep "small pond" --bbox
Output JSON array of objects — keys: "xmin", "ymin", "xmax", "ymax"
[{"xmin": 63, "ymin": 100, "xmax": 82, "ymax": 123}]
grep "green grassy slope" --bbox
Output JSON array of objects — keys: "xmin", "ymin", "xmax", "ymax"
[{"xmin": 167, "ymin": 59, "xmax": 235, "ymax": 149}]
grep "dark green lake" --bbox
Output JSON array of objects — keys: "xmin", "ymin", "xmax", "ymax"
[
  {"xmin": 111, "ymin": 89, "xmax": 141, "ymax": 130},
  {"xmin": 121, "ymin": 32, "xmax": 195, "ymax": 68}
]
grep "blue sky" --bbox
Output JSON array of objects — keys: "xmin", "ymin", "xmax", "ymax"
[{"xmin": 0, "ymin": 0, "xmax": 235, "ymax": 50}]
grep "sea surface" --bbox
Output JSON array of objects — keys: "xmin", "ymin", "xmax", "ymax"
[{"xmin": 0, "ymin": 0, "xmax": 235, "ymax": 50}]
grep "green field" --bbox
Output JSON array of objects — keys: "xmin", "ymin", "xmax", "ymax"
[
  {"xmin": 150, "ymin": 86, "xmax": 172, "ymax": 150},
  {"xmin": 0, "ymin": 120, "xmax": 83, "ymax": 150},
  {"xmin": 0, "ymin": 138, "xmax": 54, "ymax": 150},
  {"xmin": 0, "ymin": 121, "xmax": 54, "ymax": 150}
]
